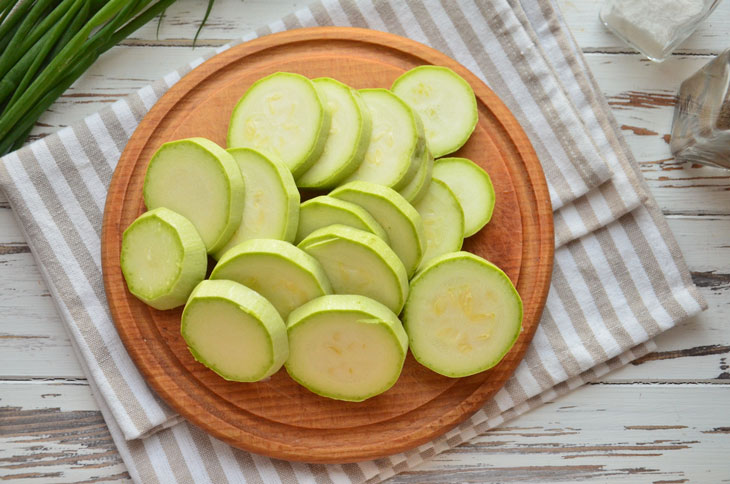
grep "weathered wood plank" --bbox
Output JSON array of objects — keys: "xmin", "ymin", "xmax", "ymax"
[
  {"xmin": 0, "ymin": 382, "xmax": 129, "ymax": 483},
  {"xmin": 0, "ymin": 208, "xmax": 24, "ymax": 244},
  {"xmin": 0, "ymin": 0, "xmax": 710, "ymax": 57},
  {"xmin": 583, "ymin": 54, "xmax": 730, "ymax": 217},
  {"xmin": 26, "ymin": 46, "xmax": 210, "ymax": 142},
  {"xmin": 393, "ymin": 383, "xmax": 730, "ymax": 483},
  {"xmin": 2, "ymin": 382, "xmax": 728, "ymax": 483},
  {"xmin": 20, "ymin": 0, "xmax": 720, "ymax": 57},
  {"xmin": 125, "ymin": 0, "xmax": 301, "ymax": 42}
]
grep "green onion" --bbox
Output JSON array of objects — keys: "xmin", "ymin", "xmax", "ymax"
[
  {"xmin": 45, "ymin": 0, "xmax": 94, "ymax": 61},
  {"xmin": 4, "ymin": 0, "xmax": 83, "ymax": 108},
  {"xmin": 0, "ymin": 0, "xmax": 218, "ymax": 155},
  {"xmin": 0, "ymin": 2, "xmax": 32, "ymax": 54},
  {"xmin": 0, "ymin": 50, "xmax": 98, "ymax": 155},
  {"xmin": 193, "ymin": 0, "xmax": 215, "ymax": 47},
  {"xmin": 0, "ymin": 0, "xmax": 59, "ymax": 81}
]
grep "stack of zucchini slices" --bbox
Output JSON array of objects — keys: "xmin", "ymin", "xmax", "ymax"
[{"xmin": 120, "ymin": 67, "xmax": 521, "ymax": 402}]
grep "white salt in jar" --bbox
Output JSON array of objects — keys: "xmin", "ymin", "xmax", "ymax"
[{"xmin": 600, "ymin": 0, "xmax": 722, "ymax": 62}]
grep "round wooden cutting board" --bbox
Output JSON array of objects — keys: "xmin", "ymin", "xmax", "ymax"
[{"xmin": 101, "ymin": 27, "xmax": 554, "ymax": 463}]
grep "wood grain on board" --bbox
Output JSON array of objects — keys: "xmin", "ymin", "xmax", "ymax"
[{"xmin": 101, "ymin": 26, "xmax": 553, "ymax": 463}]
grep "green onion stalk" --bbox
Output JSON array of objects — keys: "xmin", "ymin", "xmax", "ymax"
[{"xmin": 0, "ymin": 0, "xmax": 216, "ymax": 155}]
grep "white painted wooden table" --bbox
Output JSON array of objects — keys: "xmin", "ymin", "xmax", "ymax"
[{"xmin": 2, "ymin": 1, "xmax": 729, "ymax": 482}]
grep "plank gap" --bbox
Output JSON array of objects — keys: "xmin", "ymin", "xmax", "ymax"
[{"xmin": 0, "ymin": 377, "xmax": 89, "ymax": 385}]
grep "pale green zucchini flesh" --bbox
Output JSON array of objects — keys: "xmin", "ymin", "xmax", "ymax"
[
  {"xmin": 329, "ymin": 180, "xmax": 425, "ymax": 277},
  {"xmin": 413, "ymin": 179, "xmax": 465, "ymax": 270},
  {"xmin": 210, "ymin": 239, "xmax": 332, "ymax": 320},
  {"xmin": 285, "ymin": 294, "xmax": 408, "ymax": 402},
  {"xmin": 404, "ymin": 252, "xmax": 522, "ymax": 378},
  {"xmin": 143, "ymin": 137, "xmax": 245, "ymax": 254},
  {"xmin": 297, "ymin": 224, "xmax": 409, "ymax": 314},
  {"xmin": 181, "ymin": 279, "xmax": 289, "ymax": 382},
  {"xmin": 213, "ymin": 147, "xmax": 300, "ymax": 259},
  {"xmin": 120, "ymin": 207, "xmax": 207, "ymax": 310},
  {"xmin": 297, "ymin": 77, "xmax": 372, "ymax": 189},
  {"xmin": 295, "ymin": 195, "xmax": 389, "ymax": 245},
  {"xmin": 391, "ymin": 65, "xmax": 478, "ymax": 158},
  {"xmin": 227, "ymin": 72, "xmax": 330, "ymax": 177},
  {"xmin": 345, "ymin": 88, "xmax": 424, "ymax": 190},
  {"xmin": 398, "ymin": 145, "xmax": 433, "ymax": 204},
  {"xmin": 432, "ymin": 157, "xmax": 495, "ymax": 237}
]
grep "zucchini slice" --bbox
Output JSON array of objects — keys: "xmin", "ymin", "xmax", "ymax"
[
  {"xmin": 345, "ymin": 88, "xmax": 425, "ymax": 190},
  {"xmin": 398, "ymin": 145, "xmax": 434, "ymax": 204},
  {"xmin": 297, "ymin": 77, "xmax": 372, "ymax": 189},
  {"xmin": 413, "ymin": 179, "xmax": 465, "ymax": 270},
  {"xmin": 391, "ymin": 65, "xmax": 478, "ymax": 158},
  {"xmin": 432, "ymin": 157, "xmax": 495, "ymax": 237},
  {"xmin": 403, "ymin": 252, "xmax": 522, "ymax": 378},
  {"xmin": 329, "ymin": 181, "xmax": 425, "ymax": 277},
  {"xmin": 120, "ymin": 207, "xmax": 207, "ymax": 310},
  {"xmin": 143, "ymin": 137, "xmax": 245, "ymax": 254},
  {"xmin": 210, "ymin": 239, "xmax": 332, "ymax": 320},
  {"xmin": 298, "ymin": 224, "xmax": 408, "ymax": 314},
  {"xmin": 286, "ymin": 294, "xmax": 408, "ymax": 402},
  {"xmin": 213, "ymin": 147, "xmax": 300, "ymax": 259},
  {"xmin": 227, "ymin": 72, "xmax": 331, "ymax": 177},
  {"xmin": 182, "ymin": 279, "xmax": 288, "ymax": 382},
  {"xmin": 295, "ymin": 195, "xmax": 389, "ymax": 245}
]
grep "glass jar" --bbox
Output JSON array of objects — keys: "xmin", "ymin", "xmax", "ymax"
[
  {"xmin": 671, "ymin": 49, "xmax": 730, "ymax": 168},
  {"xmin": 600, "ymin": 0, "xmax": 722, "ymax": 62}
]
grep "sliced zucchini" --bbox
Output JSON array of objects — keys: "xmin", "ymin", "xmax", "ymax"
[
  {"xmin": 285, "ymin": 294, "xmax": 408, "ymax": 402},
  {"xmin": 296, "ymin": 78, "xmax": 372, "ymax": 189},
  {"xmin": 330, "ymin": 181, "xmax": 425, "ymax": 277},
  {"xmin": 391, "ymin": 65, "xmax": 478, "ymax": 158},
  {"xmin": 295, "ymin": 195, "xmax": 389, "ymax": 245},
  {"xmin": 120, "ymin": 207, "xmax": 207, "ymax": 310},
  {"xmin": 398, "ymin": 145, "xmax": 433, "ymax": 204},
  {"xmin": 432, "ymin": 157, "xmax": 495, "ymax": 237},
  {"xmin": 345, "ymin": 88, "xmax": 425, "ymax": 190},
  {"xmin": 143, "ymin": 137, "xmax": 245, "ymax": 254},
  {"xmin": 403, "ymin": 252, "xmax": 522, "ymax": 378},
  {"xmin": 210, "ymin": 239, "xmax": 332, "ymax": 320},
  {"xmin": 181, "ymin": 280, "xmax": 288, "ymax": 382},
  {"xmin": 413, "ymin": 179, "xmax": 464, "ymax": 270},
  {"xmin": 227, "ymin": 72, "xmax": 331, "ymax": 177},
  {"xmin": 212, "ymin": 147, "xmax": 300, "ymax": 259},
  {"xmin": 298, "ymin": 224, "xmax": 408, "ymax": 314}
]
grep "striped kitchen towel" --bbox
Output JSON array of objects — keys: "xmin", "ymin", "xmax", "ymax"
[{"xmin": 0, "ymin": 0, "xmax": 705, "ymax": 482}]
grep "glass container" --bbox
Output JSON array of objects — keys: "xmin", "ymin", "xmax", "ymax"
[
  {"xmin": 600, "ymin": 0, "xmax": 722, "ymax": 62},
  {"xmin": 671, "ymin": 49, "xmax": 730, "ymax": 168}
]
